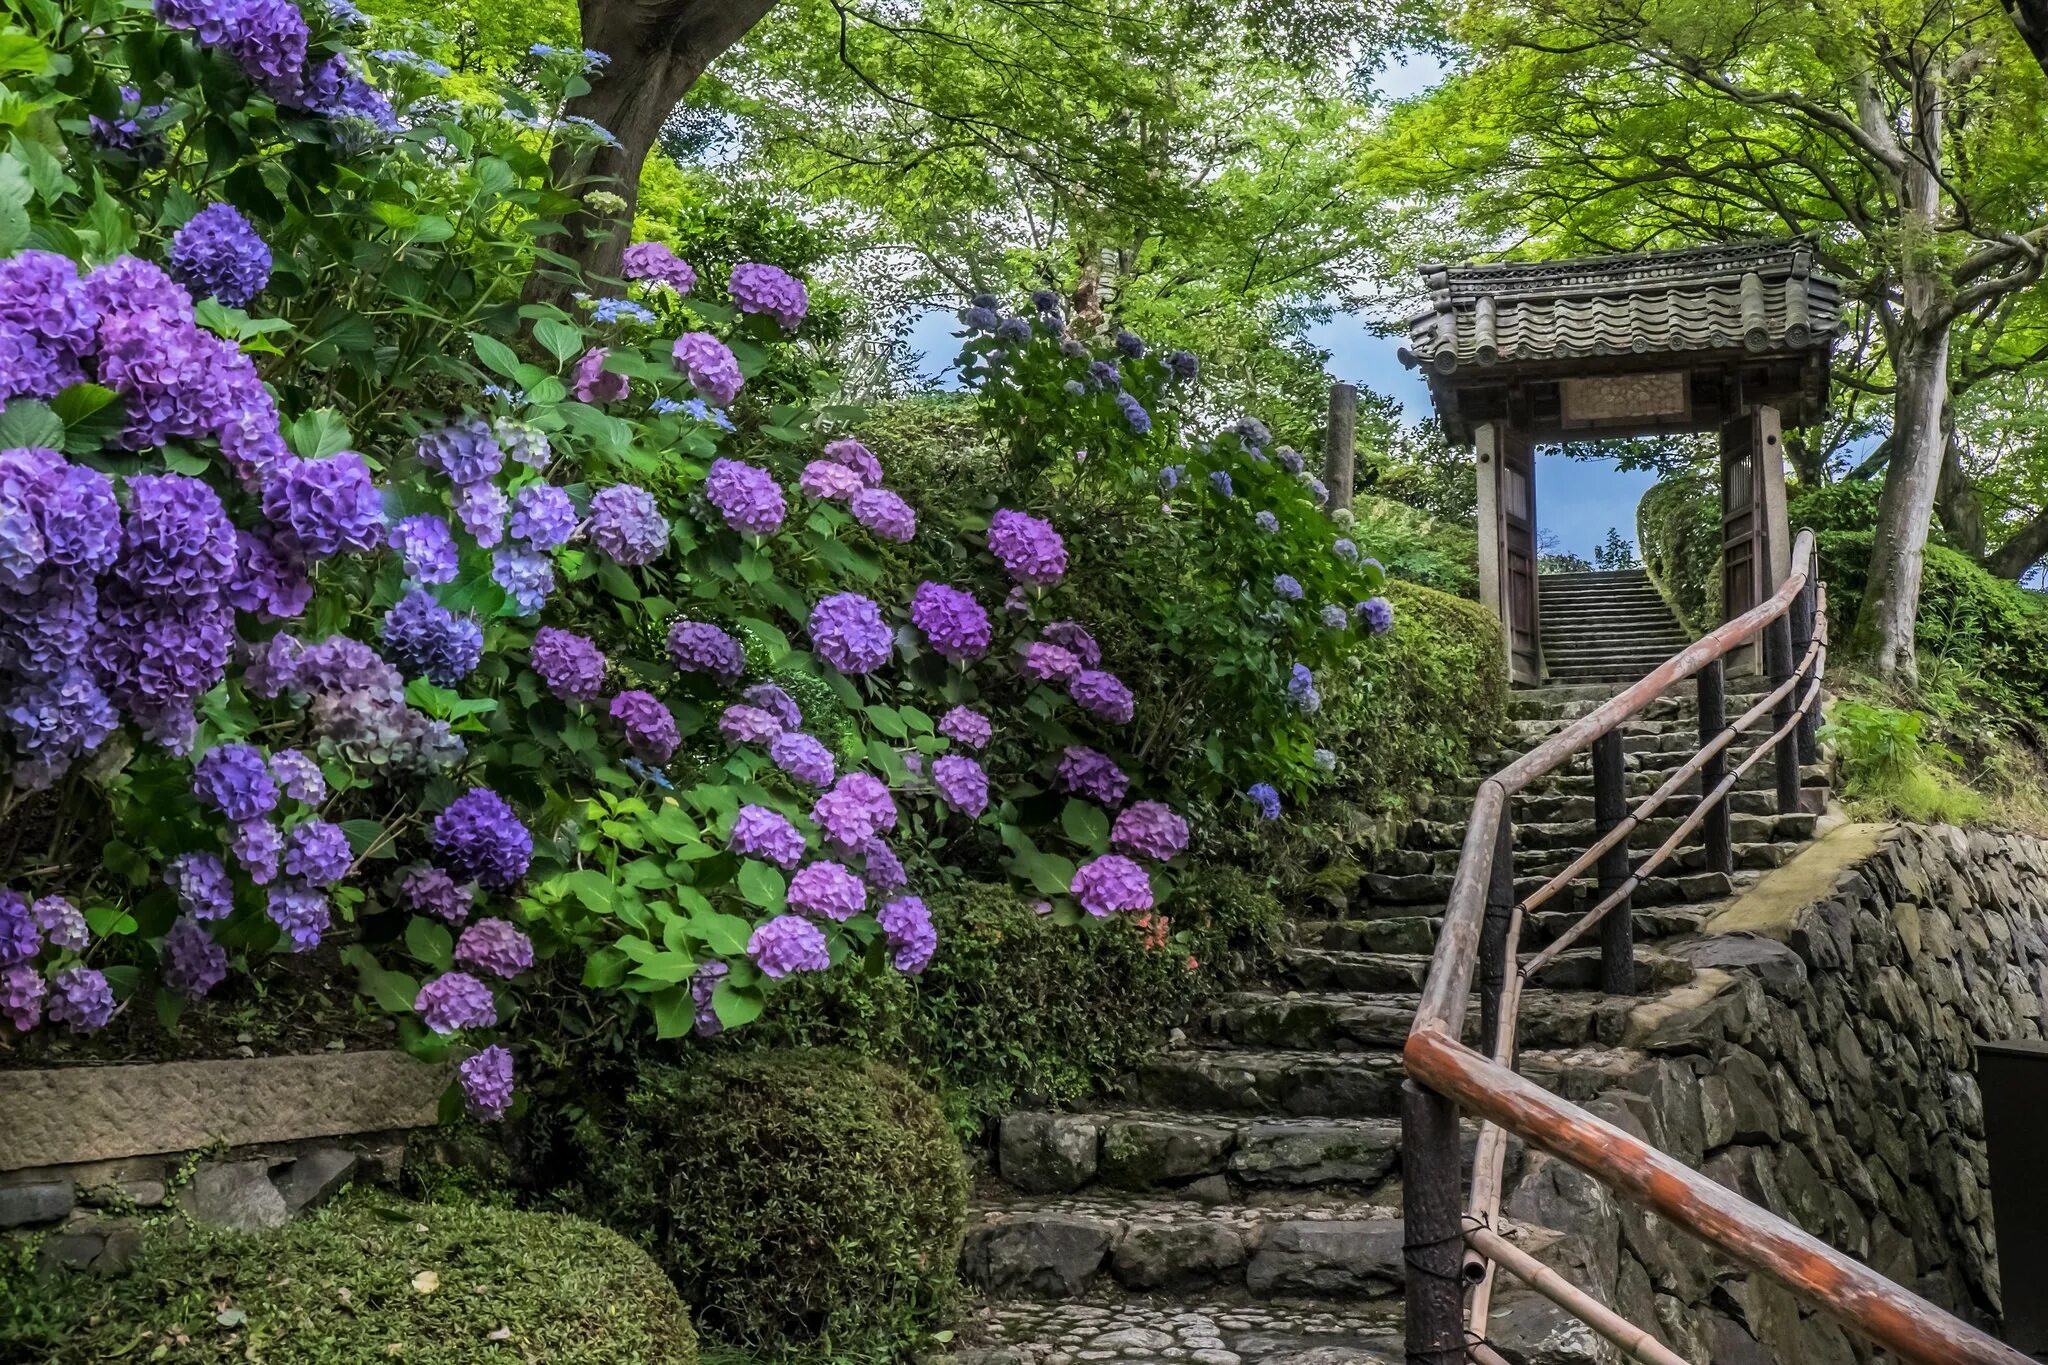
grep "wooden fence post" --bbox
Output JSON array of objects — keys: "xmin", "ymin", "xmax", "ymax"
[
  {"xmin": 1402, "ymin": 1079, "xmax": 1467, "ymax": 1365},
  {"xmin": 1323, "ymin": 382, "xmax": 1357, "ymax": 511},
  {"xmin": 1791, "ymin": 574, "xmax": 1820, "ymax": 765},
  {"xmin": 1592, "ymin": 730, "xmax": 1634, "ymax": 995},
  {"xmin": 1766, "ymin": 612, "xmax": 1801, "ymax": 814},
  {"xmin": 1697, "ymin": 659, "xmax": 1733, "ymax": 876},
  {"xmin": 1477, "ymin": 806, "xmax": 1515, "ymax": 1054}
]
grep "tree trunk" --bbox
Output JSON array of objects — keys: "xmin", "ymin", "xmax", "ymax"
[
  {"xmin": 1854, "ymin": 329, "xmax": 1950, "ymax": 684},
  {"xmin": 2012, "ymin": 0, "xmax": 2048, "ymax": 75},
  {"xmin": 552, "ymin": 0, "xmax": 780, "ymax": 285},
  {"xmin": 1987, "ymin": 509, "xmax": 2048, "ymax": 579},
  {"xmin": 1934, "ymin": 418, "xmax": 1987, "ymax": 559}
]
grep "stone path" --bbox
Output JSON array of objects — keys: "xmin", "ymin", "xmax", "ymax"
[{"xmin": 952, "ymin": 658, "xmax": 1832, "ymax": 1364}]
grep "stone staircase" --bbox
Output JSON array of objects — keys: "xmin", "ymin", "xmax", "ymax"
[
  {"xmin": 952, "ymin": 675, "xmax": 1830, "ymax": 1365},
  {"xmin": 1539, "ymin": 570, "xmax": 1691, "ymax": 685}
]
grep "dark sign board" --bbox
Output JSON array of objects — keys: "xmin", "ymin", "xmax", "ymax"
[{"xmin": 1979, "ymin": 1038, "xmax": 2048, "ymax": 1354}]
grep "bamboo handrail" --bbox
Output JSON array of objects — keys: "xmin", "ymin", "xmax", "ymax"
[{"xmin": 1465, "ymin": 1224, "xmax": 1692, "ymax": 1365}]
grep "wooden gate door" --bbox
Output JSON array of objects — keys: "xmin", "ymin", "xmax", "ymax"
[
  {"xmin": 1501, "ymin": 429, "xmax": 1541, "ymax": 684},
  {"xmin": 1720, "ymin": 408, "xmax": 1777, "ymax": 674}
]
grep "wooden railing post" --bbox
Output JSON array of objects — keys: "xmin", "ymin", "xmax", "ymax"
[
  {"xmin": 1323, "ymin": 382, "xmax": 1357, "ymax": 512},
  {"xmin": 1401, "ymin": 1078, "xmax": 1467, "ymax": 1365},
  {"xmin": 1696, "ymin": 658, "xmax": 1733, "ymax": 876},
  {"xmin": 1766, "ymin": 610, "xmax": 1801, "ymax": 814},
  {"xmin": 1791, "ymin": 573, "xmax": 1819, "ymax": 765},
  {"xmin": 1477, "ymin": 806, "xmax": 1514, "ymax": 1053},
  {"xmin": 1591, "ymin": 730, "xmax": 1633, "ymax": 995}
]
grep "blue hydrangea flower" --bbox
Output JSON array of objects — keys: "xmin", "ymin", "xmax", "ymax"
[
  {"xmin": 1255, "ymin": 511, "xmax": 1279, "ymax": 534},
  {"xmin": 589, "ymin": 296, "xmax": 657, "ymax": 326},
  {"xmin": 1159, "ymin": 464, "xmax": 1184, "ymax": 492},
  {"xmin": 168, "ymin": 205, "xmax": 271, "ymax": 307},
  {"xmin": 1209, "ymin": 470, "xmax": 1233, "ymax": 497},
  {"xmin": 1246, "ymin": 782, "xmax": 1281, "ymax": 821},
  {"xmin": 1287, "ymin": 663, "xmax": 1321, "ymax": 715},
  {"xmin": 1320, "ymin": 604, "xmax": 1349, "ymax": 630},
  {"xmin": 382, "ymin": 589, "xmax": 483, "ymax": 688},
  {"xmin": 1273, "ymin": 573, "xmax": 1303, "ymax": 601},
  {"xmin": 1334, "ymin": 537, "xmax": 1359, "ymax": 562},
  {"xmin": 1116, "ymin": 391, "xmax": 1151, "ymax": 434}
]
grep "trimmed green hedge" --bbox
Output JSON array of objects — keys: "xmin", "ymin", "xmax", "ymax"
[
  {"xmin": 3, "ymin": 1195, "xmax": 695, "ymax": 1365},
  {"xmin": 1637, "ymin": 470, "xmax": 1722, "ymax": 636},
  {"xmin": 566, "ymin": 1050, "xmax": 967, "ymax": 1357}
]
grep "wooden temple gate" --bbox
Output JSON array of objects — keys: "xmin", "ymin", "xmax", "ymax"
[{"xmin": 1398, "ymin": 240, "xmax": 1840, "ymax": 683}]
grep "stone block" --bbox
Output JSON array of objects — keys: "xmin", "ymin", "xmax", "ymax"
[
  {"xmin": 1228, "ymin": 1120, "xmax": 1399, "ymax": 1189},
  {"xmin": 960, "ymin": 1213, "xmax": 1113, "ymax": 1297},
  {"xmin": 1243, "ymin": 1219, "xmax": 1403, "ymax": 1297},
  {"xmin": 1098, "ymin": 1118, "xmax": 1232, "ymax": 1188},
  {"xmin": 0, "ymin": 1180, "xmax": 73, "ymax": 1228},
  {"xmin": 998, "ymin": 1113, "xmax": 1100, "ymax": 1194},
  {"xmin": 181, "ymin": 1159, "xmax": 288, "ymax": 1231},
  {"xmin": 277, "ymin": 1146, "xmax": 358, "ymax": 1213},
  {"xmin": 1109, "ymin": 1219, "xmax": 1247, "ymax": 1290}
]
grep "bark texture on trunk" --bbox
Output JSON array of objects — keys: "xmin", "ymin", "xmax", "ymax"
[
  {"xmin": 553, "ymin": 0, "xmax": 779, "ymax": 284},
  {"xmin": 1987, "ymin": 510, "xmax": 2048, "ymax": 579},
  {"xmin": 1934, "ymin": 422, "xmax": 1986, "ymax": 560},
  {"xmin": 1857, "ymin": 330, "xmax": 1950, "ymax": 684},
  {"xmin": 2013, "ymin": 0, "xmax": 2048, "ymax": 73}
]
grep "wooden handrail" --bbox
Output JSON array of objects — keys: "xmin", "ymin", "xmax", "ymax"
[
  {"xmin": 1401, "ymin": 538, "xmax": 2024, "ymax": 1365},
  {"xmin": 1408, "ymin": 1028, "xmax": 2029, "ymax": 1365}
]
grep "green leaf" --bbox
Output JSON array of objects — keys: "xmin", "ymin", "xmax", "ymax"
[
  {"xmin": 155, "ymin": 987, "xmax": 186, "ymax": 1035},
  {"xmin": 1011, "ymin": 850, "xmax": 1077, "ymax": 898},
  {"xmin": 341, "ymin": 945, "xmax": 421, "ymax": 1014},
  {"xmin": 0, "ymin": 399, "xmax": 64, "ymax": 450},
  {"xmin": 470, "ymin": 332, "xmax": 522, "ymax": 379},
  {"xmin": 648, "ymin": 802, "xmax": 699, "ymax": 844},
  {"xmin": 51, "ymin": 383, "xmax": 116, "ymax": 426},
  {"xmin": 563, "ymin": 869, "xmax": 624, "ymax": 916},
  {"xmin": 712, "ymin": 980, "xmax": 765, "ymax": 1030},
  {"xmin": 687, "ymin": 909, "xmax": 754, "ymax": 956},
  {"xmin": 649, "ymin": 985, "xmax": 693, "ymax": 1039},
  {"xmin": 1060, "ymin": 799, "xmax": 1111, "ymax": 848},
  {"xmin": 864, "ymin": 704, "xmax": 908, "ymax": 739},
  {"xmin": 736, "ymin": 861, "xmax": 786, "ymax": 911},
  {"xmin": 84, "ymin": 905, "xmax": 137, "ymax": 937},
  {"xmin": 339, "ymin": 819, "xmax": 389, "ymax": 858},
  {"xmin": 581, "ymin": 946, "xmax": 629, "ymax": 988},
  {"xmin": 287, "ymin": 409, "xmax": 354, "ymax": 459},
  {"xmin": 404, "ymin": 917, "xmax": 454, "ymax": 971},
  {"xmin": 0, "ymin": 32, "xmax": 51, "ymax": 76},
  {"xmin": 533, "ymin": 317, "xmax": 584, "ymax": 364},
  {"xmin": 628, "ymin": 950, "xmax": 697, "ymax": 984}
]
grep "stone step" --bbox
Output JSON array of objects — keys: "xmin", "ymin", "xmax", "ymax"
[
  {"xmin": 1509, "ymin": 681, "xmax": 1776, "ymax": 715},
  {"xmin": 959, "ymin": 1194, "xmax": 1407, "ymax": 1301},
  {"xmin": 1541, "ymin": 626, "xmax": 1689, "ymax": 645},
  {"xmin": 1293, "ymin": 905, "xmax": 1711, "ymax": 960},
  {"xmin": 1400, "ymin": 810, "xmax": 1815, "ymax": 853},
  {"xmin": 1281, "ymin": 946, "xmax": 1693, "ymax": 998},
  {"xmin": 1358, "ymin": 867, "xmax": 1734, "ymax": 908},
  {"xmin": 1369, "ymin": 837, "xmax": 1803, "ymax": 880},
  {"xmin": 950, "ymin": 1296, "xmax": 1411, "ymax": 1365},
  {"xmin": 996, "ymin": 1108, "xmax": 1409, "ymax": 1197},
  {"xmin": 1200, "ymin": 988, "xmax": 1636, "ymax": 1052},
  {"xmin": 1438, "ymin": 766, "xmax": 1828, "ymax": 808}
]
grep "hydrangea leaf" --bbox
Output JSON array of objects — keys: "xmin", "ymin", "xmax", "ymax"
[
  {"xmin": 0, "ymin": 398, "xmax": 64, "ymax": 450},
  {"xmin": 1011, "ymin": 850, "xmax": 1077, "ymax": 898},
  {"xmin": 1059, "ymin": 799, "xmax": 1110, "ymax": 850},
  {"xmin": 469, "ymin": 331, "xmax": 521, "ymax": 379},
  {"xmin": 686, "ymin": 908, "xmax": 753, "ymax": 957},
  {"xmin": 711, "ymin": 979, "xmax": 765, "ymax": 1030},
  {"xmin": 404, "ymin": 917, "xmax": 454, "ymax": 972},
  {"xmin": 735, "ymin": 861, "xmax": 785, "ymax": 911},
  {"xmin": 648, "ymin": 985, "xmax": 692, "ymax": 1039}
]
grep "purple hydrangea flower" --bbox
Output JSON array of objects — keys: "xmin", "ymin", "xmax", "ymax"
[
  {"xmin": 193, "ymin": 742, "xmax": 279, "ymax": 822},
  {"xmin": 1019, "ymin": 641, "xmax": 1080, "ymax": 685},
  {"xmin": 282, "ymin": 819, "xmax": 351, "ymax": 885},
  {"xmin": 718, "ymin": 703, "xmax": 783, "ymax": 746},
  {"xmin": 879, "ymin": 895, "xmax": 936, "ymax": 973},
  {"xmin": 454, "ymin": 917, "xmax": 534, "ymax": 979},
  {"xmin": 1210, "ymin": 470, "xmax": 1233, "ymax": 497},
  {"xmin": 573, "ymin": 347, "xmax": 628, "ymax": 404},
  {"xmin": 226, "ymin": 530, "xmax": 312, "ymax": 620},
  {"xmin": 168, "ymin": 203, "xmax": 271, "ymax": 307},
  {"xmin": 622, "ymin": 241, "xmax": 696, "ymax": 293},
  {"xmin": 261, "ymin": 454, "xmax": 385, "ymax": 559},
  {"xmin": 1320, "ymin": 604, "xmax": 1350, "ymax": 630},
  {"xmin": 46, "ymin": 964, "xmax": 116, "ymax": 1033},
  {"xmin": 1117, "ymin": 392, "xmax": 1151, "ymax": 434},
  {"xmin": 0, "ymin": 584, "xmax": 94, "ymax": 684},
  {"xmin": 1159, "ymin": 465, "xmax": 1184, "ymax": 492},
  {"xmin": 938, "ymin": 706, "xmax": 991, "ymax": 749},
  {"xmin": 1071, "ymin": 854, "xmax": 1153, "ymax": 917},
  {"xmin": 531, "ymin": 627, "xmax": 607, "ymax": 702},
  {"xmin": 166, "ymin": 851, "xmax": 235, "ymax": 921},
  {"xmin": 822, "ymin": 438, "xmax": 882, "ymax": 486},
  {"xmin": 2, "ymin": 665, "xmax": 119, "ymax": 785},
  {"xmin": 1112, "ymin": 801, "xmax": 1189, "ymax": 861},
  {"xmin": 788, "ymin": 860, "xmax": 866, "ymax": 921},
  {"xmin": 431, "ymin": 788, "xmax": 533, "ymax": 890},
  {"xmin": 1088, "ymin": 359, "xmax": 1121, "ymax": 390},
  {"xmin": 910, "ymin": 582, "xmax": 991, "ymax": 663},
  {"xmin": 1333, "ymin": 537, "xmax": 1359, "ymax": 562},
  {"xmin": 741, "ymin": 683, "xmax": 802, "ymax": 731},
  {"xmin": 89, "ymin": 593, "xmax": 232, "ymax": 752},
  {"xmin": 0, "ymin": 890, "xmax": 38, "ymax": 965},
  {"xmin": 460, "ymin": 1043, "xmax": 515, "ymax": 1119},
  {"xmin": 1114, "ymin": 329, "xmax": 1146, "ymax": 358},
  {"xmin": 32, "ymin": 896, "xmax": 88, "ymax": 953},
  {"xmin": 1041, "ymin": 621, "xmax": 1100, "ymax": 666},
  {"xmin": 1279, "ymin": 446, "xmax": 1306, "ymax": 474},
  {"xmin": 859, "ymin": 838, "xmax": 906, "ymax": 893},
  {"xmin": 401, "ymin": 864, "xmax": 473, "ymax": 924},
  {"xmin": 704, "ymin": 459, "xmax": 786, "ymax": 537},
  {"xmin": 453, "ymin": 481, "xmax": 507, "ymax": 548},
  {"xmin": 491, "ymin": 545, "xmax": 555, "ymax": 615},
  {"xmin": 730, "ymin": 805, "xmax": 806, "ymax": 869},
  {"xmin": 798, "ymin": 460, "xmax": 864, "ymax": 502},
  {"xmin": 230, "ymin": 818, "xmax": 283, "ymax": 885},
  {"xmin": 667, "ymin": 619, "xmax": 745, "ymax": 679},
  {"xmin": 1287, "ymin": 663, "xmax": 1322, "ymax": 715},
  {"xmin": 1273, "ymin": 573, "xmax": 1303, "ymax": 601},
  {"xmin": 162, "ymin": 916, "xmax": 228, "ymax": 998},
  {"xmin": 672, "ymin": 332, "xmax": 743, "ymax": 406},
  {"xmin": 509, "ymin": 483, "xmax": 577, "ymax": 549},
  {"xmin": 0, "ymin": 962, "xmax": 44, "ymax": 1031},
  {"xmin": 610, "ymin": 690, "xmax": 678, "ymax": 764},
  {"xmin": 807, "ymin": 593, "xmax": 892, "ymax": 674},
  {"xmin": 1256, "ymin": 510, "xmax": 1280, "ymax": 534},
  {"xmin": 850, "ymin": 487, "xmax": 916, "ymax": 543},
  {"xmin": 770, "ymin": 732, "xmax": 836, "ymax": 787},
  {"xmin": 987, "ymin": 508, "xmax": 1067, "ymax": 587},
  {"xmin": 960, "ymin": 304, "xmax": 998, "ymax": 331},
  {"xmin": 728, "ymin": 262, "xmax": 809, "ymax": 329},
  {"xmin": 270, "ymin": 748, "xmax": 327, "ymax": 804},
  {"xmin": 1166, "ymin": 350, "xmax": 1198, "ymax": 380},
  {"xmin": 748, "ymin": 913, "xmax": 830, "ymax": 979},
  {"xmin": 1304, "ymin": 475, "xmax": 1329, "ymax": 505},
  {"xmin": 690, "ymin": 960, "xmax": 728, "ymax": 1035},
  {"xmin": 19, "ymin": 457, "xmax": 120, "ymax": 582},
  {"xmin": 495, "ymin": 419, "xmax": 551, "ymax": 470},
  {"xmin": 1057, "ymin": 745, "xmax": 1128, "ymax": 806},
  {"xmin": 1356, "ymin": 596, "xmax": 1394, "ymax": 635},
  {"xmin": 811, "ymin": 771, "xmax": 897, "ymax": 847},
  {"xmin": 382, "ymin": 589, "xmax": 483, "ymax": 687},
  {"xmin": 117, "ymin": 474, "xmax": 235, "ymax": 599},
  {"xmin": 1246, "ymin": 782, "xmax": 1281, "ymax": 820},
  {"xmin": 931, "ymin": 754, "xmax": 989, "ymax": 818},
  {"xmin": 588, "ymin": 484, "xmax": 668, "ymax": 566},
  {"xmin": 266, "ymin": 883, "xmax": 328, "ymax": 950},
  {"xmin": 1069, "ymin": 669, "xmax": 1135, "ymax": 724},
  {"xmin": 415, "ymin": 970, "xmax": 497, "ymax": 1033}
]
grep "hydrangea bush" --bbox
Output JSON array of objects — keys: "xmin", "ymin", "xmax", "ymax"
[{"xmin": 0, "ymin": 0, "xmax": 1402, "ymax": 1116}]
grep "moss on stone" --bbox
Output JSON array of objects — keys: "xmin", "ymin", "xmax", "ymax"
[{"xmin": 4, "ymin": 1193, "xmax": 697, "ymax": 1364}]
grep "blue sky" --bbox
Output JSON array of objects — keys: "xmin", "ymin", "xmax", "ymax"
[{"xmin": 897, "ymin": 49, "xmax": 1653, "ymax": 565}]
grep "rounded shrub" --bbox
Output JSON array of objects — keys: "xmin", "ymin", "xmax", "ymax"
[
  {"xmin": 571, "ymin": 1049, "xmax": 968, "ymax": 1352},
  {"xmin": 5, "ymin": 1195, "xmax": 696, "ymax": 1364}
]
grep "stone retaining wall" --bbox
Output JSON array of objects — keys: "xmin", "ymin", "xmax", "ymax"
[
  {"xmin": 1, "ymin": 1049, "xmax": 450, "ymax": 1269},
  {"xmin": 1564, "ymin": 822, "xmax": 2045, "ymax": 1360}
]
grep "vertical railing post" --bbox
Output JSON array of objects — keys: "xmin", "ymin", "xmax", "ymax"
[
  {"xmin": 1477, "ymin": 805, "xmax": 1515, "ymax": 1054},
  {"xmin": 1401, "ymin": 1079, "xmax": 1466, "ymax": 1365},
  {"xmin": 1791, "ymin": 572, "xmax": 1820, "ymax": 765},
  {"xmin": 1323, "ymin": 382, "xmax": 1358, "ymax": 512},
  {"xmin": 1697, "ymin": 658, "xmax": 1733, "ymax": 876},
  {"xmin": 1766, "ymin": 610, "xmax": 1801, "ymax": 814},
  {"xmin": 1591, "ymin": 730, "xmax": 1634, "ymax": 995}
]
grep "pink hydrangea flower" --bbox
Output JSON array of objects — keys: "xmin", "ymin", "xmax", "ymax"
[
  {"xmin": 788, "ymin": 860, "xmax": 866, "ymax": 921},
  {"xmin": 811, "ymin": 771, "xmax": 897, "ymax": 847},
  {"xmin": 771, "ymin": 732, "xmax": 836, "ymax": 787},
  {"xmin": 822, "ymin": 437, "xmax": 882, "ymax": 486},
  {"xmin": 850, "ymin": 487, "xmax": 916, "ymax": 542},
  {"xmin": 728, "ymin": 262, "xmax": 809, "ymax": 329},
  {"xmin": 718, "ymin": 703, "xmax": 784, "ymax": 745},
  {"xmin": 672, "ymin": 331, "xmax": 743, "ymax": 406},
  {"xmin": 1071, "ymin": 854, "xmax": 1153, "ymax": 917},
  {"xmin": 453, "ymin": 917, "xmax": 534, "ymax": 979},
  {"xmin": 621, "ymin": 240, "xmax": 696, "ymax": 293}
]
